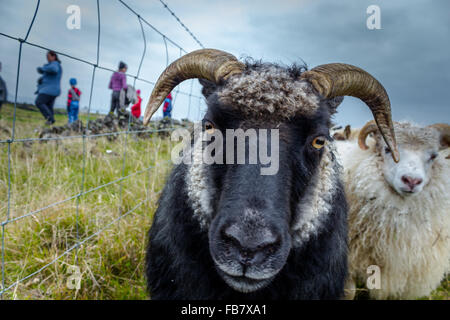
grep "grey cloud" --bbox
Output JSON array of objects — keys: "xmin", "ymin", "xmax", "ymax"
[{"xmin": 0, "ymin": 0, "xmax": 448, "ymax": 130}]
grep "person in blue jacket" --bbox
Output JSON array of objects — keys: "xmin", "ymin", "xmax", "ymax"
[{"xmin": 35, "ymin": 50, "xmax": 62, "ymax": 125}]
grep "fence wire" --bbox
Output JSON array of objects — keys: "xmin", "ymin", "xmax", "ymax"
[
  {"xmin": 158, "ymin": 0, "xmax": 205, "ymax": 49},
  {"xmin": 0, "ymin": 0, "xmax": 204, "ymax": 298}
]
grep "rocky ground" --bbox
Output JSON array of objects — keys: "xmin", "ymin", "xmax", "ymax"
[{"xmin": 38, "ymin": 110, "xmax": 193, "ymax": 140}]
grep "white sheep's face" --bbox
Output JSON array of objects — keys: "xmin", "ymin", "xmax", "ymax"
[{"xmin": 381, "ymin": 144, "xmax": 438, "ymax": 197}]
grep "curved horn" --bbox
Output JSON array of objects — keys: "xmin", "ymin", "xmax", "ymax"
[
  {"xmin": 358, "ymin": 120, "xmax": 378, "ymax": 150},
  {"xmin": 143, "ymin": 49, "xmax": 245, "ymax": 125},
  {"xmin": 301, "ymin": 63, "xmax": 399, "ymax": 162},
  {"xmin": 428, "ymin": 123, "xmax": 450, "ymax": 149}
]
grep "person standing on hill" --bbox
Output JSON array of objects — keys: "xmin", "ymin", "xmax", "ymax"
[
  {"xmin": 35, "ymin": 50, "xmax": 62, "ymax": 125},
  {"xmin": 108, "ymin": 61, "xmax": 127, "ymax": 115},
  {"xmin": 131, "ymin": 89, "xmax": 142, "ymax": 118},
  {"xmin": 67, "ymin": 78, "xmax": 81, "ymax": 123}
]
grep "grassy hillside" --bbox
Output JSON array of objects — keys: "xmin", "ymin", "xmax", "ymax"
[
  {"xmin": 0, "ymin": 102, "xmax": 172, "ymax": 299},
  {"xmin": 0, "ymin": 103, "xmax": 448, "ymax": 299}
]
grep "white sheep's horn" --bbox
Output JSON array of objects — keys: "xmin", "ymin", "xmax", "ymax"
[{"xmin": 358, "ymin": 120, "xmax": 378, "ymax": 150}]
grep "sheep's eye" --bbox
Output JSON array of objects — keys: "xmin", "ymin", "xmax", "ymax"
[
  {"xmin": 429, "ymin": 153, "xmax": 438, "ymax": 161},
  {"xmin": 385, "ymin": 147, "xmax": 391, "ymax": 154},
  {"xmin": 311, "ymin": 136, "xmax": 326, "ymax": 150},
  {"xmin": 204, "ymin": 121, "xmax": 215, "ymax": 134}
]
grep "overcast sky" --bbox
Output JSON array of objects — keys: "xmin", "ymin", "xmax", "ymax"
[{"xmin": 0, "ymin": 0, "xmax": 448, "ymax": 130}]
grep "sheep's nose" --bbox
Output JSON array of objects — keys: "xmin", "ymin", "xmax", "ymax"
[
  {"xmin": 221, "ymin": 224, "xmax": 280, "ymax": 266},
  {"xmin": 401, "ymin": 175, "xmax": 423, "ymax": 190}
]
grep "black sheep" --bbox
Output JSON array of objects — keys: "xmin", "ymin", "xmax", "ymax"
[{"xmin": 143, "ymin": 49, "xmax": 399, "ymax": 300}]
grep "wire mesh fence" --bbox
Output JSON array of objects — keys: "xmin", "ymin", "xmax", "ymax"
[{"xmin": 0, "ymin": 0, "xmax": 204, "ymax": 298}]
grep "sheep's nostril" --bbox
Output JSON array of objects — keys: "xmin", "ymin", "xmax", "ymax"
[
  {"xmin": 401, "ymin": 175, "xmax": 423, "ymax": 189},
  {"xmin": 221, "ymin": 227, "xmax": 242, "ymax": 249},
  {"xmin": 256, "ymin": 238, "xmax": 280, "ymax": 255},
  {"xmin": 221, "ymin": 224, "xmax": 280, "ymax": 265}
]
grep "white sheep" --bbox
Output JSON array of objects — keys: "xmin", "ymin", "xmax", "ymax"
[{"xmin": 337, "ymin": 121, "xmax": 450, "ymax": 299}]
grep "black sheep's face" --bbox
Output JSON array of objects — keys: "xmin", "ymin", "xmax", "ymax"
[{"xmin": 199, "ymin": 92, "xmax": 333, "ymax": 293}]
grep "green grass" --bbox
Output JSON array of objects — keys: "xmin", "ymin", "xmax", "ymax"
[
  {"xmin": 0, "ymin": 102, "xmax": 448, "ymax": 300},
  {"xmin": 0, "ymin": 103, "xmax": 172, "ymax": 299}
]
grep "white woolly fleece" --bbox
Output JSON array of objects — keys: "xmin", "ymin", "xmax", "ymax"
[
  {"xmin": 186, "ymin": 135, "xmax": 215, "ymax": 229},
  {"xmin": 291, "ymin": 144, "xmax": 341, "ymax": 246},
  {"xmin": 337, "ymin": 131, "xmax": 450, "ymax": 299}
]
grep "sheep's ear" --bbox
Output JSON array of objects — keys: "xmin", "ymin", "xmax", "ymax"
[
  {"xmin": 438, "ymin": 128, "xmax": 450, "ymax": 150},
  {"xmin": 344, "ymin": 125, "xmax": 351, "ymax": 139},
  {"xmin": 439, "ymin": 135, "xmax": 450, "ymax": 149},
  {"xmin": 199, "ymin": 79, "xmax": 217, "ymax": 100},
  {"xmin": 429, "ymin": 124, "xmax": 450, "ymax": 150},
  {"xmin": 326, "ymin": 96, "xmax": 344, "ymax": 113},
  {"xmin": 333, "ymin": 132, "xmax": 346, "ymax": 140}
]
